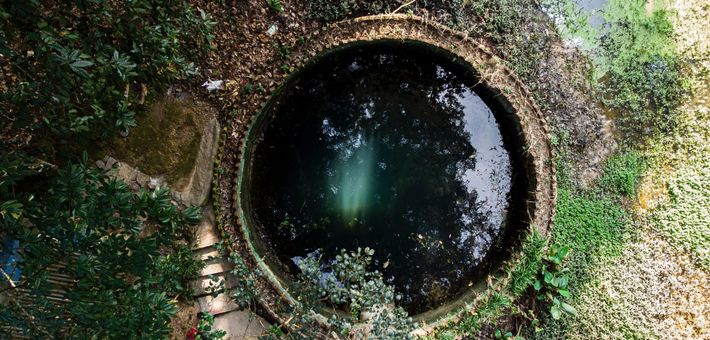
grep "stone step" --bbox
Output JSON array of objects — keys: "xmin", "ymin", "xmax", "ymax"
[
  {"xmin": 194, "ymin": 246, "xmax": 221, "ymax": 262},
  {"xmin": 195, "ymin": 223, "xmax": 220, "ymax": 250},
  {"xmin": 194, "ymin": 205, "xmax": 220, "ymax": 250},
  {"xmin": 200, "ymin": 260, "xmax": 233, "ymax": 277},
  {"xmin": 213, "ymin": 310, "xmax": 269, "ymax": 339},
  {"xmin": 191, "ymin": 272, "xmax": 239, "ymax": 297},
  {"xmin": 197, "ymin": 293, "xmax": 240, "ymax": 316}
]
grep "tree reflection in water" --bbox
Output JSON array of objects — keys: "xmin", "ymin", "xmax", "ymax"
[{"xmin": 250, "ymin": 43, "xmax": 521, "ymax": 313}]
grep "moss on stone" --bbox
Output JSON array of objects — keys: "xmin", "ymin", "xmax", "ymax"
[{"xmin": 94, "ymin": 96, "xmax": 213, "ymax": 191}]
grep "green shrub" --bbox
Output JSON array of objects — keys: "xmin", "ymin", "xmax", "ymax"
[
  {"xmin": 533, "ymin": 244, "xmax": 577, "ymax": 320},
  {"xmin": 195, "ymin": 313, "xmax": 227, "ymax": 340},
  {"xmin": 0, "ymin": 0, "xmax": 215, "ymax": 140},
  {"xmin": 267, "ymin": 0, "xmax": 284, "ymax": 12},
  {"xmin": 252, "ymin": 247, "xmax": 414, "ymax": 339},
  {"xmin": 494, "ymin": 329, "xmax": 525, "ymax": 340},
  {"xmin": 157, "ymin": 243, "xmax": 205, "ymax": 297},
  {"xmin": 0, "ymin": 153, "xmax": 202, "ymax": 337}
]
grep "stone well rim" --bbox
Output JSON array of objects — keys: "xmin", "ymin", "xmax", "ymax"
[{"xmin": 230, "ymin": 14, "xmax": 556, "ymax": 333}]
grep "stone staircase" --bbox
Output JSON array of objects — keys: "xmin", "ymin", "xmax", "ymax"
[
  {"xmin": 191, "ymin": 205, "xmax": 269, "ymax": 339},
  {"xmin": 98, "ymin": 114, "xmax": 271, "ymax": 338}
]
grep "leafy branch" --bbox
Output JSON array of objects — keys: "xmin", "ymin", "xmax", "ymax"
[{"xmin": 533, "ymin": 244, "xmax": 577, "ymax": 320}]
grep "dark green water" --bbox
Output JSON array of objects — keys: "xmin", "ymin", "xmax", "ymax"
[{"xmin": 247, "ymin": 43, "xmax": 528, "ymax": 314}]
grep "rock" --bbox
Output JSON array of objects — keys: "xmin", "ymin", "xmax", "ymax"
[
  {"xmin": 95, "ymin": 160, "xmax": 106, "ymax": 169},
  {"xmin": 266, "ymin": 24, "xmax": 277, "ymax": 36},
  {"xmin": 148, "ymin": 177, "xmax": 161, "ymax": 190},
  {"xmin": 202, "ymin": 80, "xmax": 224, "ymax": 92},
  {"xmin": 135, "ymin": 172, "xmax": 149, "ymax": 188},
  {"xmin": 183, "ymin": 118, "xmax": 220, "ymax": 206},
  {"xmin": 171, "ymin": 191, "xmax": 184, "ymax": 202},
  {"xmin": 116, "ymin": 162, "xmax": 138, "ymax": 183},
  {"xmin": 104, "ymin": 156, "xmax": 117, "ymax": 169}
]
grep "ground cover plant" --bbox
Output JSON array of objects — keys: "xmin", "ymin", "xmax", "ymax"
[
  {"xmin": 533, "ymin": 0, "xmax": 709, "ymax": 338},
  {"xmin": 547, "ymin": 0, "xmax": 686, "ymax": 139}
]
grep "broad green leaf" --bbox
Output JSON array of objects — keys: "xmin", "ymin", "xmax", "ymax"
[
  {"xmin": 558, "ymin": 275, "xmax": 569, "ymax": 288},
  {"xmin": 70, "ymin": 60, "xmax": 94, "ymax": 68},
  {"xmin": 544, "ymin": 271, "xmax": 553, "ymax": 284},
  {"xmin": 560, "ymin": 302, "xmax": 578, "ymax": 316},
  {"xmin": 550, "ymin": 305, "xmax": 561, "ymax": 320}
]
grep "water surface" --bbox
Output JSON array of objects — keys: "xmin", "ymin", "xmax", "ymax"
[{"xmin": 248, "ymin": 43, "xmax": 527, "ymax": 313}]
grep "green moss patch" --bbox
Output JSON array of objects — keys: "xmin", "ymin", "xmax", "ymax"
[{"xmin": 94, "ymin": 97, "xmax": 213, "ymax": 190}]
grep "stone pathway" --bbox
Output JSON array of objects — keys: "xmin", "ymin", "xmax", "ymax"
[{"xmin": 191, "ymin": 205, "xmax": 269, "ymax": 339}]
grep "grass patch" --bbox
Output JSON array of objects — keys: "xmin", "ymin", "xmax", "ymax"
[
  {"xmin": 457, "ymin": 292, "xmax": 512, "ymax": 335},
  {"xmin": 551, "ymin": 188, "xmax": 628, "ymax": 279},
  {"xmin": 598, "ymin": 152, "xmax": 644, "ymax": 196},
  {"xmin": 654, "ymin": 164, "xmax": 710, "ymax": 268},
  {"xmin": 508, "ymin": 230, "xmax": 547, "ymax": 297},
  {"xmin": 532, "ymin": 133, "xmax": 660, "ymax": 336},
  {"xmin": 551, "ymin": 139, "xmax": 640, "ymax": 284}
]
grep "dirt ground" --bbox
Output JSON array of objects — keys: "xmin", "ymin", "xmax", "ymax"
[{"xmin": 170, "ymin": 299, "xmax": 199, "ymax": 339}]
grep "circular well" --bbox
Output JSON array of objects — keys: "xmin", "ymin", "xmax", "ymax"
[{"xmin": 239, "ymin": 41, "xmax": 533, "ymax": 315}]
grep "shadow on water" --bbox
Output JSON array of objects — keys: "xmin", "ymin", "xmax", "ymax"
[{"xmin": 247, "ymin": 42, "xmax": 529, "ymax": 314}]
